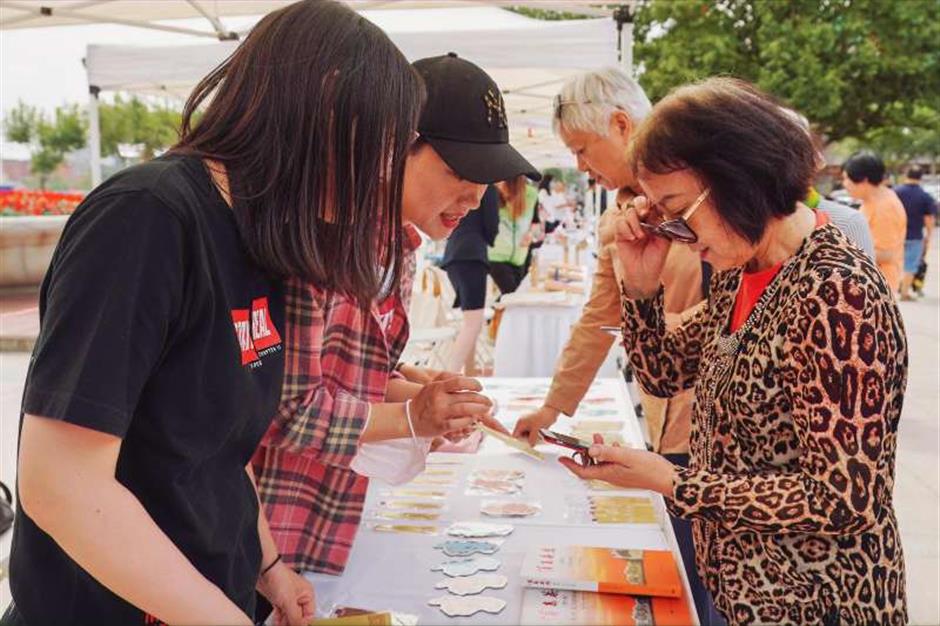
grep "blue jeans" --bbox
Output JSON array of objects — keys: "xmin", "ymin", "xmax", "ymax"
[{"xmin": 904, "ymin": 239, "xmax": 924, "ymax": 274}]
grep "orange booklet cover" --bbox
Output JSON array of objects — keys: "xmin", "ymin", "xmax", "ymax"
[
  {"xmin": 521, "ymin": 546, "xmax": 682, "ymax": 597},
  {"xmin": 520, "ymin": 588, "xmax": 694, "ymax": 626}
]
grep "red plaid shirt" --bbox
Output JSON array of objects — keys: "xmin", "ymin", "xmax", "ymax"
[{"xmin": 252, "ymin": 228, "xmax": 419, "ymax": 574}]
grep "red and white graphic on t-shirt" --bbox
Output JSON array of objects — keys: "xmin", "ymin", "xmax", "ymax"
[
  {"xmin": 376, "ymin": 295, "xmax": 397, "ymax": 334},
  {"xmin": 232, "ymin": 297, "xmax": 282, "ymax": 366}
]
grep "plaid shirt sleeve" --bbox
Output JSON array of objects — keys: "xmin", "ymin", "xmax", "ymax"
[
  {"xmin": 388, "ymin": 228, "xmax": 418, "ymax": 373},
  {"xmin": 261, "ymin": 278, "xmax": 370, "ymax": 468}
]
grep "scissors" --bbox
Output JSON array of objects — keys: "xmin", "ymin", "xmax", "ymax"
[{"xmin": 539, "ymin": 429, "xmax": 597, "ymax": 467}]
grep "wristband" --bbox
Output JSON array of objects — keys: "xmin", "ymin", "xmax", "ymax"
[
  {"xmin": 404, "ymin": 399, "xmax": 418, "ymax": 442},
  {"xmin": 260, "ymin": 554, "xmax": 282, "ymax": 578}
]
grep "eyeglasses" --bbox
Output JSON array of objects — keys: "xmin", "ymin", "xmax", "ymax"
[
  {"xmin": 637, "ymin": 188, "xmax": 710, "ymax": 244},
  {"xmin": 553, "ymin": 95, "xmax": 586, "ymax": 119},
  {"xmin": 553, "ymin": 95, "xmax": 623, "ymax": 120}
]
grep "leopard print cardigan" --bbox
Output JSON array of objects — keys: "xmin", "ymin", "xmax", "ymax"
[{"xmin": 622, "ymin": 224, "xmax": 907, "ymax": 626}]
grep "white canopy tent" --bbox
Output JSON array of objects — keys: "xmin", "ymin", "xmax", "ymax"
[
  {"xmin": 1, "ymin": 1, "xmax": 288, "ymax": 39},
  {"xmin": 2, "ymin": 2, "xmax": 636, "ymax": 183},
  {"xmin": 0, "ymin": 1, "xmax": 614, "ymax": 35}
]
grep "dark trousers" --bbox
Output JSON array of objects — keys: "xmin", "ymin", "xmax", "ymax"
[
  {"xmin": 488, "ymin": 262, "xmax": 526, "ymax": 295},
  {"xmin": 663, "ymin": 453, "xmax": 727, "ymax": 626}
]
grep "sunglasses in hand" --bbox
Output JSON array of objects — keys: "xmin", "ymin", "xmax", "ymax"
[{"xmin": 633, "ymin": 188, "xmax": 710, "ymax": 244}]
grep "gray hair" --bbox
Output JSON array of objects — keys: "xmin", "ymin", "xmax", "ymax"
[
  {"xmin": 552, "ymin": 67, "xmax": 652, "ymax": 136},
  {"xmin": 779, "ymin": 105, "xmax": 825, "ymax": 169}
]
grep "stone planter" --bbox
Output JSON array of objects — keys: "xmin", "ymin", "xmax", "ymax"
[{"xmin": 0, "ymin": 216, "xmax": 68, "ymax": 288}]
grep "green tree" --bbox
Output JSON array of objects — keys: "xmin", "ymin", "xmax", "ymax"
[
  {"xmin": 506, "ymin": 6, "xmax": 594, "ymax": 20},
  {"xmin": 4, "ymin": 101, "xmax": 40, "ymax": 144},
  {"xmin": 99, "ymin": 95, "xmax": 182, "ymax": 160},
  {"xmin": 834, "ymin": 105, "xmax": 940, "ymax": 173},
  {"xmin": 3, "ymin": 101, "xmax": 87, "ymax": 189},
  {"xmin": 634, "ymin": 0, "xmax": 940, "ymax": 143},
  {"xmin": 902, "ymin": 105, "xmax": 940, "ymax": 168}
]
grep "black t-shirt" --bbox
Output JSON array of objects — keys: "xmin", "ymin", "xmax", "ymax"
[
  {"xmin": 441, "ymin": 185, "xmax": 500, "ymax": 267},
  {"xmin": 10, "ymin": 154, "xmax": 285, "ymax": 624}
]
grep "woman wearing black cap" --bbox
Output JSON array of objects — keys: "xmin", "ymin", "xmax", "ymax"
[
  {"xmin": 251, "ymin": 52, "xmax": 541, "ymax": 577},
  {"xmin": 6, "ymin": 2, "xmax": 426, "ymax": 625}
]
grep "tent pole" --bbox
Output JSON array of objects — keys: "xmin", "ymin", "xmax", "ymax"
[
  {"xmin": 614, "ymin": 4, "xmax": 635, "ymax": 77},
  {"xmin": 88, "ymin": 85, "xmax": 102, "ymax": 188},
  {"xmin": 620, "ymin": 21, "xmax": 634, "ymax": 75}
]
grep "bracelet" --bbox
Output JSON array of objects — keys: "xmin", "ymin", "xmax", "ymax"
[
  {"xmin": 260, "ymin": 554, "xmax": 282, "ymax": 578},
  {"xmin": 404, "ymin": 399, "xmax": 418, "ymax": 442}
]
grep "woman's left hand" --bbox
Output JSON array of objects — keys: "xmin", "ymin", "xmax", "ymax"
[
  {"xmin": 257, "ymin": 561, "xmax": 316, "ymax": 626},
  {"xmin": 558, "ymin": 435, "xmax": 678, "ymax": 496}
]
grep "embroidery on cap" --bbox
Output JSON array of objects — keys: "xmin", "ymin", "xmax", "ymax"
[{"xmin": 483, "ymin": 88, "xmax": 507, "ymax": 129}]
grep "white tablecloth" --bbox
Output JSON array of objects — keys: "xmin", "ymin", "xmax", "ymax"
[
  {"xmin": 492, "ymin": 233, "xmax": 618, "ymax": 378},
  {"xmin": 491, "ymin": 272, "xmax": 620, "ymax": 378},
  {"xmin": 304, "ymin": 378, "xmax": 697, "ymax": 626},
  {"xmin": 492, "ymin": 298, "xmax": 584, "ymax": 378}
]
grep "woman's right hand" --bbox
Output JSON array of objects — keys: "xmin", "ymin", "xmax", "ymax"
[
  {"xmin": 613, "ymin": 195, "xmax": 672, "ymax": 299},
  {"xmin": 409, "ymin": 377, "xmax": 492, "ymax": 438}
]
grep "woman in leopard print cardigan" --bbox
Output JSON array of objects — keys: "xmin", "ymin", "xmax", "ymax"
[{"xmin": 562, "ymin": 78, "xmax": 907, "ymax": 626}]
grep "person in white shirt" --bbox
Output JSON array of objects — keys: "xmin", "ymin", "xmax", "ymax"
[{"xmin": 537, "ymin": 174, "xmax": 575, "ymax": 232}]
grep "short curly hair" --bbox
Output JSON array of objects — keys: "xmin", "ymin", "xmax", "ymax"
[{"xmin": 627, "ymin": 77, "xmax": 816, "ymax": 244}]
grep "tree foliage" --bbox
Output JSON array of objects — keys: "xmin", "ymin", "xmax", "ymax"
[
  {"xmin": 633, "ymin": 0, "xmax": 940, "ymax": 144},
  {"xmin": 4, "ymin": 101, "xmax": 40, "ymax": 145},
  {"xmin": 505, "ymin": 5, "xmax": 594, "ymax": 20},
  {"xmin": 835, "ymin": 104, "xmax": 940, "ymax": 172},
  {"xmin": 4, "ymin": 96, "xmax": 184, "ymax": 188},
  {"xmin": 3, "ymin": 101, "xmax": 87, "ymax": 189},
  {"xmin": 98, "ymin": 95, "xmax": 182, "ymax": 160}
]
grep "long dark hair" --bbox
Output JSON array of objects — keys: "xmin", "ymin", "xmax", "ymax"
[{"xmin": 174, "ymin": 0, "xmax": 425, "ymax": 304}]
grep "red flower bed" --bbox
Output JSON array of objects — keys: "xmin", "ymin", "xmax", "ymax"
[{"xmin": 0, "ymin": 189, "xmax": 84, "ymax": 216}]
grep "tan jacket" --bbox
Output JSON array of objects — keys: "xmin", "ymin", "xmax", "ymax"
[{"xmin": 544, "ymin": 209, "xmax": 704, "ymax": 454}]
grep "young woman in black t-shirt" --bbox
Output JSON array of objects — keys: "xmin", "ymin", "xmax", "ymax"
[{"xmin": 6, "ymin": 2, "xmax": 428, "ymax": 625}]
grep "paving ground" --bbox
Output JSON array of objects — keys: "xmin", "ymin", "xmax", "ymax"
[{"xmin": 0, "ymin": 233, "xmax": 937, "ymax": 622}]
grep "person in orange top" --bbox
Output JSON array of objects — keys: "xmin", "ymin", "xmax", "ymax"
[{"xmin": 842, "ymin": 151, "xmax": 907, "ymax": 292}]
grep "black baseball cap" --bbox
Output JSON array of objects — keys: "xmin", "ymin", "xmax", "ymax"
[{"xmin": 414, "ymin": 53, "xmax": 541, "ymax": 184}]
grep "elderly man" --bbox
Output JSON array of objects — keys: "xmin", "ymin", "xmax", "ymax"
[{"xmin": 511, "ymin": 67, "xmax": 722, "ymax": 625}]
